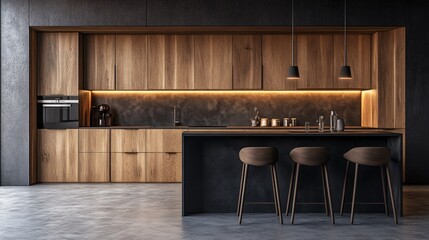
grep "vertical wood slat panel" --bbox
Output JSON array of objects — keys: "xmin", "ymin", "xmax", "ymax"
[
  {"xmin": 194, "ymin": 35, "xmax": 232, "ymax": 89},
  {"xmin": 232, "ymin": 35, "xmax": 262, "ymax": 89},
  {"xmin": 262, "ymin": 35, "xmax": 296, "ymax": 90},
  {"xmin": 115, "ymin": 35, "xmax": 147, "ymax": 90},
  {"xmin": 147, "ymin": 35, "xmax": 194, "ymax": 89}
]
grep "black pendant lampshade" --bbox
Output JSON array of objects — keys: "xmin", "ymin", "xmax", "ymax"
[
  {"xmin": 287, "ymin": 66, "xmax": 300, "ymax": 79},
  {"xmin": 339, "ymin": 0, "xmax": 352, "ymax": 80},
  {"xmin": 287, "ymin": 0, "xmax": 300, "ymax": 80},
  {"xmin": 339, "ymin": 65, "xmax": 352, "ymax": 79}
]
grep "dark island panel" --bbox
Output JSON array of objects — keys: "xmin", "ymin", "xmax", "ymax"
[{"xmin": 183, "ymin": 131, "xmax": 402, "ymax": 216}]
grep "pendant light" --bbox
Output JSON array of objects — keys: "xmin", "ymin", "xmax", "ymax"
[
  {"xmin": 287, "ymin": 0, "xmax": 300, "ymax": 80},
  {"xmin": 339, "ymin": 0, "xmax": 352, "ymax": 79}
]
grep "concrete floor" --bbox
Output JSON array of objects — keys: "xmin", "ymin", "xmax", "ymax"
[{"xmin": 0, "ymin": 184, "xmax": 428, "ymax": 240}]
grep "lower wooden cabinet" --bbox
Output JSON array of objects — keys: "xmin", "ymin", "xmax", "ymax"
[
  {"xmin": 38, "ymin": 129, "xmax": 78, "ymax": 182},
  {"xmin": 111, "ymin": 153, "xmax": 146, "ymax": 182},
  {"xmin": 78, "ymin": 153, "xmax": 110, "ymax": 182},
  {"xmin": 146, "ymin": 153, "xmax": 181, "ymax": 183}
]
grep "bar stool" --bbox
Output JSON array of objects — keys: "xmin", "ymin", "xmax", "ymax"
[
  {"xmin": 237, "ymin": 147, "xmax": 283, "ymax": 224},
  {"xmin": 285, "ymin": 147, "xmax": 335, "ymax": 224},
  {"xmin": 340, "ymin": 147, "xmax": 398, "ymax": 224}
]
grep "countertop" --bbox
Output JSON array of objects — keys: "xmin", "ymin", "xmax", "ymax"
[{"xmin": 78, "ymin": 125, "xmax": 383, "ymax": 130}]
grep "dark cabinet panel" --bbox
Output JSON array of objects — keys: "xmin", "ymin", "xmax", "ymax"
[
  {"xmin": 147, "ymin": 0, "xmax": 291, "ymax": 26},
  {"xmin": 30, "ymin": 0, "xmax": 147, "ymax": 26},
  {"xmin": 295, "ymin": 0, "xmax": 342, "ymax": 26},
  {"xmin": 379, "ymin": 0, "xmax": 406, "ymax": 26}
]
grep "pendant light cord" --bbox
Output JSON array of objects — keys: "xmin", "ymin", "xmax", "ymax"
[
  {"xmin": 344, "ymin": 0, "xmax": 347, "ymax": 66},
  {"xmin": 291, "ymin": 0, "xmax": 295, "ymax": 66}
]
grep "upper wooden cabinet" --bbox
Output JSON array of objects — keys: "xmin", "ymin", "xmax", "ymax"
[
  {"xmin": 262, "ymin": 35, "xmax": 295, "ymax": 90},
  {"xmin": 38, "ymin": 129, "xmax": 78, "ymax": 182},
  {"xmin": 116, "ymin": 35, "xmax": 148, "ymax": 90},
  {"xmin": 147, "ymin": 35, "xmax": 195, "ymax": 89},
  {"xmin": 232, "ymin": 35, "xmax": 262, "ymax": 89},
  {"xmin": 296, "ymin": 35, "xmax": 334, "ymax": 89},
  {"xmin": 84, "ymin": 35, "xmax": 115, "ymax": 90},
  {"xmin": 194, "ymin": 35, "xmax": 232, "ymax": 89},
  {"xmin": 38, "ymin": 32, "xmax": 79, "ymax": 95},
  {"xmin": 333, "ymin": 35, "xmax": 371, "ymax": 89}
]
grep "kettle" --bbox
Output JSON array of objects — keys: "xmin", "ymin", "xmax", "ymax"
[{"xmin": 336, "ymin": 118, "xmax": 345, "ymax": 131}]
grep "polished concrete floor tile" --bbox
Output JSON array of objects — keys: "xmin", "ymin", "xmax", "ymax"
[{"xmin": 0, "ymin": 184, "xmax": 428, "ymax": 239}]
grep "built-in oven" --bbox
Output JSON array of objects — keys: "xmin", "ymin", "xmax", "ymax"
[{"xmin": 37, "ymin": 96, "xmax": 79, "ymax": 129}]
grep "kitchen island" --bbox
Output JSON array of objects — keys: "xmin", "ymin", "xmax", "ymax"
[{"xmin": 182, "ymin": 130, "xmax": 402, "ymax": 216}]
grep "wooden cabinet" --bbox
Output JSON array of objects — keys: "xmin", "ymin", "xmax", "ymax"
[
  {"xmin": 111, "ymin": 153, "xmax": 146, "ymax": 182},
  {"xmin": 333, "ymin": 35, "xmax": 371, "ymax": 89},
  {"xmin": 78, "ymin": 129, "xmax": 110, "ymax": 182},
  {"xmin": 147, "ymin": 35, "xmax": 195, "ymax": 89},
  {"xmin": 232, "ymin": 35, "xmax": 262, "ymax": 89},
  {"xmin": 146, "ymin": 153, "xmax": 181, "ymax": 182},
  {"xmin": 38, "ymin": 129, "xmax": 78, "ymax": 182},
  {"xmin": 262, "ymin": 35, "xmax": 295, "ymax": 90},
  {"xmin": 111, "ymin": 129, "xmax": 146, "ymax": 153},
  {"xmin": 84, "ymin": 35, "xmax": 116, "ymax": 90},
  {"xmin": 116, "ymin": 35, "xmax": 148, "ymax": 90},
  {"xmin": 78, "ymin": 153, "xmax": 110, "ymax": 182},
  {"xmin": 109, "ymin": 129, "xmax": 183, "ymax": 182},
  {"xmin": 194, "ymin": 35, "xmax": 232, "ymax": 89},
  {"xmin": 146, "ymin": 129, "xmax": 182, "ymax": 153},
  {"xmin": 296, "ymin": 35, "xmax": 334, "ymax": 89},
  {"xmin": 38, "ymin": 32, "xmax": 79, "ymax": 95}
]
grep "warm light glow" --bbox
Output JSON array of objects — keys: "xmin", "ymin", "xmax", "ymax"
[
  {"xmin": 286, "ymin": 77, "xmax": 300, "ymax": 80},
  {"xmin": 339, "ymin": 77, "xmax": 353, "ymax": 80},
  {"xmin": 91, "ymin": 90, "xmax": 362, "ymax": 95}
]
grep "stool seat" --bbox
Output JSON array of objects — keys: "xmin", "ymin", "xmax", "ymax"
[
  {"xmin": 239, "ymin": 147, "xmax": 278, "ymax": 166},
  {"xmin": 343, "ymin": 147, "xmax": 390, "ymax": 166},
  {"xmin": 290, "ymin": 147, "xmax": 329, "ymax": 166}
]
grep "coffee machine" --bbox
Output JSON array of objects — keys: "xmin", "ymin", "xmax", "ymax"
[{"xmin": 91, "ymin": 104, "xmax": 112, "ymax": 127}]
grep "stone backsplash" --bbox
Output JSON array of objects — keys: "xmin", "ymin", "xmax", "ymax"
[{"xmin": 91, "ymin": 91, "xmax": 362, "ymax": 127}]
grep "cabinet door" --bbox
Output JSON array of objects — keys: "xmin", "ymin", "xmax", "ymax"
[
  {"xmin": 147, "ymin": 35, "xmax": 194, "ymax": 89},
  {"xmin": 38, "ymin": 129, "xmax": 78, "ymax": 182},
  {"xmin": 38, "ymin": 32, "xmax": 79, "ymax": 95},
  {"xmin": 78, "ymin": 153, "xmax": 110, "ymax": 182},
  {"xmin": 333, "ymin": 35, "xmax": 371, "ymax": 89},
  {"xmin": 111, "ymin": 129, "xmax": 146, "ymax": 153},
  {"xmin": 262, "ymin": 35, "xmax": 296, "ymax": 90},
  {"xmin": 194, "ymin": 35, "xmax": 232, "ymax": 89},
  {"xmin": 111, "ymin": 153, "xmax": 146, "ymax": 182},
  {"xmin": 145, "ymin": 129, "xmax": 183, "ymax": 153},
  {"xmin": 296, "ymin": 35, "xmax": 334, "ymax": 89},
  {"xmin": 232, "ymin": 35, "xmax": 262, "ymax": 89},
  {"xmin": 146, "ymin": 153, "xmax": 181, "ymax": 182},
  {"xmin": 116, "ymin": 35, "xmax": 148, "ymax": 90},
  {"xmin": 78, "ymin": 129, "xmax": 110, "ymax": 153},
  {"xmin": 84, "ymin": 35, "xmax": 115, "ymax": 90}
]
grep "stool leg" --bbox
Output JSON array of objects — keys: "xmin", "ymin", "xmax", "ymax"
[
  {"xmin": 286, "ymin": 163, "xmax": 296, "ymax": 216},
  {"xmin": 272, "ymin": 164, "xmax": 283, "ymax": 224},
  {"xmin": 237, "ymin": 163, "xmax": 245, "ymax": 216},
  {"xmin": 340, "ymin": 160, "xmax": 350, "ymax": 216},
  {"xmin": 381, "ymin": 166, "xmax": 389, "ymax": 216},
  {"xmin": 350, "ymin": 163, "xmax": 359, "ymax": 224},
  {"xmin": 270, "ymin": 165, "xmax": 279, "ymax": 216},
  {"xmin": 323, "ymin": 165, "xmax": 335, "ymax": 224},
  {"xmin": 238, "ymin": 164, "xmax": 249, "ymax": 224},
  {"xmin": 291, "ymin": 163, "xmax": 300, "ymax": 224},
  {"xmin": 321, "ymin": 166, "xmax": 329, "ymax": 216},
  {"xmin": 385, "ymin": 165, "xmax": 398, "ymax": 224}
]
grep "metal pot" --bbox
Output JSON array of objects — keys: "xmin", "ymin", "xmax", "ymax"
[
  {"xmin": 260, "ymin": 117, "xmax": 269, "ymax": 127},
  {"xmin": 271, "ymin": 118, "xmax": 280, "ymax": 127}
]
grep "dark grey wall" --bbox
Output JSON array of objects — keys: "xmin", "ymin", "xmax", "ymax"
[{"xmin": 2, "ymin": 0, "xmax": 428, "ymax": 184}]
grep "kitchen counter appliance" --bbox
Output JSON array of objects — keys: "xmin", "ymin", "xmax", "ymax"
[{"xmin": 37, "ymin": 96, "xmax": 79, "ymax": 129}]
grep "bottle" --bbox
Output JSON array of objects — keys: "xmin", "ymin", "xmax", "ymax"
[
  {"xmin": 330, "ymin": 111, "xmax": 337, "ymax": 132},
  {"xmin": 318, "ymin": 115, "xmax": 325, "ymax": 132}
]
